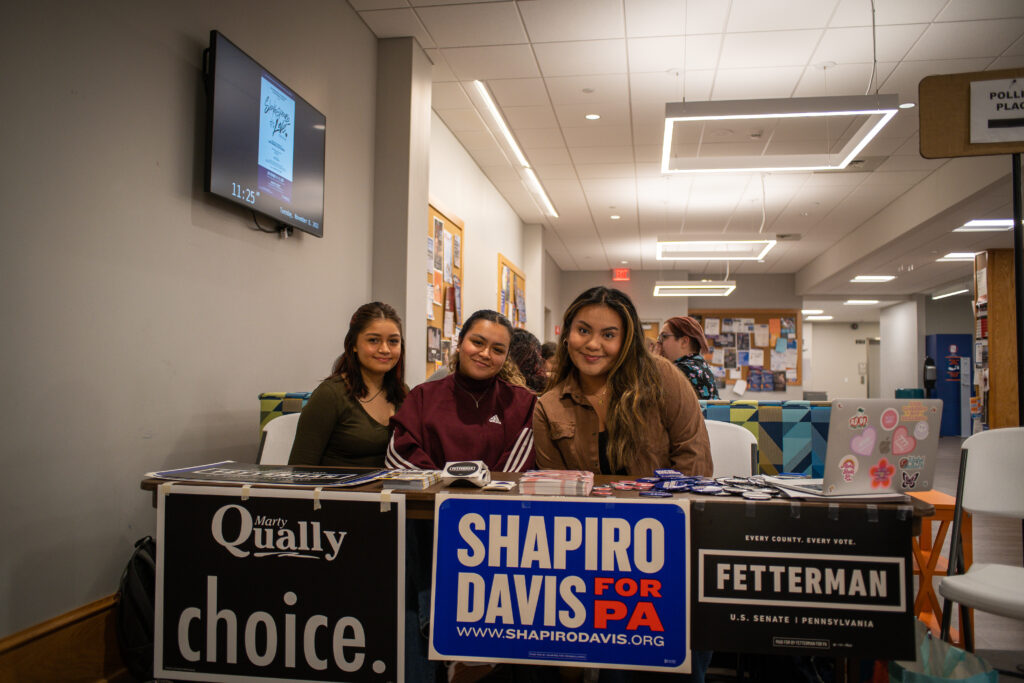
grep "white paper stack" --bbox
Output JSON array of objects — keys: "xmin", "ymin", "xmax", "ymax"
[
  {"xmin": 518, "ymin": 470, "xmax": 594, "ymax": 496},
  {"xmin": 379, "ymin": 469, "xmax": 443, "ymax": 489}
]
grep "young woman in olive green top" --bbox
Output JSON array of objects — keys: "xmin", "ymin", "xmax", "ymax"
[{"xmin": 289, "ymin": 302, "xmax": 408, "ymax": 467}]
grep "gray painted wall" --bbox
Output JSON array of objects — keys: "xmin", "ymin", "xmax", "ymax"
[{"xmin": 0, "ymin": 1, "xmax": 377, "ymax": 636}]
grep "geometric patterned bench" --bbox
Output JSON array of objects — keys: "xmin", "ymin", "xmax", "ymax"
[
  {"xmin": 258, "ymin": 391, "xmax": 312, "ymax": 433},
  {"xmin": 700, "ymin": 400, "xmax": 832, "ymax": 476}
]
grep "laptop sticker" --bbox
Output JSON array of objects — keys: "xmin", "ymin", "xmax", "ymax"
[
  {"xmin": 901, "ymin": 402, "xmax": 927, "ymax": 421},
  {"xmin": 899, "ymin": 455, "xmax": 925, "ymax": 470},
  {"xmin": 870, "ymin": 458, "xmax": 895, "ymax": 488},
  {"xmin": 892, "ymin": 426, "xmax": 916, "ymax": 455},
  {"xmin": 849, "ymin": 408, "xmax": 869, "ymax": 429},
  {"xmin": 899, "ymin": 470, "xmax": 920, "ymax": 489},
  {"xmin": 839, "ymin": 455, "xmax": 859, "ymax": 482},
  {"xmin": 850, "ymin": 425, "xmax": 877, "ymax": 456},
  {"xmin": 913, "ymin": 421, "xmax": 929, "ymax": 440},
  {"xmin": 880, "ymin": 407, "xmax": 900, "ymax": 431}
]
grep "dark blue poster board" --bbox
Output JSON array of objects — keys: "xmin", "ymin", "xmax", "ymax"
[
  {"xmin": 690, "ymin": 499, "xmax": 914, "ymax": 659},
  {"xmin": 155, "ymin": 485, "xmax": 405, "ymax": 681},
  {"xmin": 430, "ymin": 494, "xmax": 691, "ymax": 672}
]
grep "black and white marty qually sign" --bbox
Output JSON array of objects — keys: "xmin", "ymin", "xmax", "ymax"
[
  {"xmin": 690, "ymin": 499, "xmax": 914, "ymax": 659},
  {"xmin": 155, "ymin": 484, "xmax": 405, "ymax": 682}
]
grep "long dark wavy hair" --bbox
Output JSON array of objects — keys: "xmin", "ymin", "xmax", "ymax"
[
  {"xmin": 509, "ymin": 328, "xmax": 547, "ymax": 393},
  {"xmin": 450, "ymin": 309, "xmax": 526, "ymax": 387},
  {"xmin": 328, "ymin": 302, "xmax": 408, "ymax": 405},
  {"xmin": 549, "ymin": 287, "xmax": 663, "ymax": 472}
]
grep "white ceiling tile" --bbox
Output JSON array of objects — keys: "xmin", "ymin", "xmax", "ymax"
[
  {"xmin": 525, "ymin": 147, "xmax": 572, "ymax": 165},
  {"xmin": 440, "ymin": 45, "xmax": 540, "ymax": 80},
  {"xmin": 634, "ymin": 145, "xmax": 663, "ymax": 163},
  {"xmin": 415, "ymin": 3, "xmax": 528, "ymax": 48},
  {"xmin": 432, "ymin": 82, "xmax": 473, "ymax": 109},
  {"xmin": 627, "ymin": 36, "xmax": 686, "ymax": 73},
  {"xmin": 518, "ymin": 0, "xmax": 625, "ymax": 43},
  {"xmin": 624, "ymin": 0, "xmax": 686, "ymax": 38},
  {"xmin": 569, "ymin": 146, "xmax": 635, "ymax": 164},
  {"xmin": 810, "ymin": 25, "xmax": 928, "ymax": 65},
  {"xmin": 876, "ymin": 155, "xmax": 945, "ymax": 172},
  {"xmin": 516, "ymin": 128, "xmax": 566, "ymax": 147},
  {"xmin": 425, "ymin": 49, "xmax": 457, "ymax": 81},
  {"xmin": 533, "ymin": 40, "xmax": 628, "ymax": 77},
  {"xmin": 682, "ymin": 34, "xmax": 725, "ymax": 70},
  {"xmin": 504, "ymin": 105, "xmax": 560, "ymax": 129},
  {"xmin": 545, "ymin": 74, "xmax": 630, "ymax": 104},
  {"xmin": 726, "ymin": 0, "xmax": 838, "ymax": 32},
  {"xmin": 711, "ymin": 67, "xmax": 805, "ymax": 99},
  {"xmin": 719, "ymin": 30, "xmax": 823, "ymax": 69},
  {"xmin": 532, "ymin": 164, "xmax": 578, "ymax": 180},
  {"xmin": 351, "ymin": 0, "xmax": 409, "ymax": 10},
  {"xmin": 576, "ymin": 163, "xmax": 638, "ymax": 180},
  {"xmin": 907, "ymin": 19, "xmax": 1024, "ymax": 60},
  {"xmin": 359, "ymin": 8, "xmax": 435, "ymax": 47},
  {"xmin": 681, "ymin": 0, "xmax": 732, "ymax": 34},
  {"xmin": 792, "ymin": 62, "xmax": 897, "ymax": 98},
  {"xmin": 936, "ymin": 0, "xmax": 1024, "ymax": 22},
  {"xmin": 1002, "ymin": 32, "xmax": 1024, "ymax": 56},
  {"xmin": 831, "ymin": 0, "xmax": 946, "ymax": 27},
  {"xmin": 879, "ymin": 58, "xmax": 993, "ymax": 103},
  {"xmin": 452, "ymin": 128, "xmax": 499, "ymax": 151},
  {"xmin": 555, "ymin": 102, "xmax": 631, "ymax": 128},
  {"xmin": 563, "ymin": 124, "xmax": 632, "ymax": 147},
  {"xmin": 487, "ymin": 78, "xmax": 549, "ymax": 107},
  {"xmin": 437, "ymin": 108, "xmax": 487, "ymax": 131},
  {"xmin": 410, "ymin": 0, "xmax": 507, "ymax": 5}
]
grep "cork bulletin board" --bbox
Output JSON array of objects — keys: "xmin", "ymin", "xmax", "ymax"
[
  {"xmin": 689, "ymin": 309, "xmax": 802, "ymax": 391},
  {"xmin": 427, "ymin": 205, "xmax": 464, "ymax": 378},
  {"xmin": 497, "ymin": 253, "xmax": 526, "ymax": 328}
]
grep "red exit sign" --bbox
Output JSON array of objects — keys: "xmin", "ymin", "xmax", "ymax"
[{"xmin": 612, "ymin": 268, "xmax": 631, "ymax": 281}]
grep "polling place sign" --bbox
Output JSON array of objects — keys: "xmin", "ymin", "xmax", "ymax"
[
  {"xmin": 155, "ymin": 485, "xmax": 404, "ymax": 682},
  {"xmin": 430, "ymin": 494, "xmax": 691, "ymax": 672},
  {"xmin": 691, "ymin": 499, "xmax": 914, "ymax": 659}
]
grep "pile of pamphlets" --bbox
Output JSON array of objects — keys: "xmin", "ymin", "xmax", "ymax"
[
  {"xmin": 518, "ymin": 470, "xmax": 594, "ymax": 496},
  {"xmin": 379, "ymin": 469, "xmax": 443, "ymax": 489}
]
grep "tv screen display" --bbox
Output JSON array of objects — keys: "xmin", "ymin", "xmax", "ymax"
[{"xmin": 204, "ymin": 31, "xmax": 326, "ymax": 237}]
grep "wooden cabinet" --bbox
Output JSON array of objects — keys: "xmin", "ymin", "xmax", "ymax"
[{"xmin": 973, "ymin": 250, "xmax": 1019, "ymax": 428}]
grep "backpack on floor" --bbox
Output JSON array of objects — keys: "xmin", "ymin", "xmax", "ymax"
[{"xmin": 116, "ymin": 536, "xmax": 156, "ymax": 681}]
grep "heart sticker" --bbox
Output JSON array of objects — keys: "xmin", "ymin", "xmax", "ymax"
[
  {"xmin": 850, "ymin": 425, "xmax": 877, "ymax": 456},
  {"xmin": 892, "ymin": 426, "xmax": 917, "ymax": 455}
]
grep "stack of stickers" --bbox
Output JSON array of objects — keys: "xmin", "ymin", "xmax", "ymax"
[
  {"xmin": 379, "ymin": 469, "xmax": 443, "ymax": 489},
  {"xmin": 591, "ymin": 469, "xmax": 783, "ymax": 500},
  {"xmin": 519, "ymin": 470, "xmax": 595, "ymax": 496}
]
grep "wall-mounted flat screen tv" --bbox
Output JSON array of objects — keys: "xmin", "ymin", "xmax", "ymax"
[{"xmin": 204, "ymin": 30, "xmax": 326, "ymax": 237}]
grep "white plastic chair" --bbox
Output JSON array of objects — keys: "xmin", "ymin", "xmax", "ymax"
[
  {"xmin": 939, "ymin": 427, "xmax": 1024, "ymax": 650},
  {"xmin": 257, "ymin": 413, "xmax": 301, "ymax": 465},
  {"xmin": 704, "ymin": 419, "xmax": 758, "ymax": 477}
]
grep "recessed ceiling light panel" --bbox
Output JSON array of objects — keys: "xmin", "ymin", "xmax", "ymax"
[
  {"xmin": 953, "ymin": 219, "xmax": 1013, "ymax": 232},
  {"xmin": 851, "ymin": 275, "xmax": 895, "ymax": 282},
  {"xmin": 653, "ymin": 280, "xmax": 736, "ymax": 297}
]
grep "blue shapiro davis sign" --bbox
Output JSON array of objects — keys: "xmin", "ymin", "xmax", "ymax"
[{"xmin": 429, "ymin": 494, "xmax": 690, "ymax": 672}]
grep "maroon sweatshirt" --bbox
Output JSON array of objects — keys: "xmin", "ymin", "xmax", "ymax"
[{"xmin": 385, "ymin": 372, "xmax": 536, "ymax": 472}]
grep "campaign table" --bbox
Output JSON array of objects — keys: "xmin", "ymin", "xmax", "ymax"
[{"xmin": 141, "ymin": 470, "xmax": 933, "ymax": 680}]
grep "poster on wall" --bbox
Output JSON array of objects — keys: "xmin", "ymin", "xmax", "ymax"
[
  {"xmin": 155, "ymin": 486, "xmax": 405, "ymax": 681},
  {"xmin": 690, "ymin": 500, "xmax": 913, "ymax": 659},
  {"xmin": 430, "ymin": 495, "xmax": 692, "ymax": 673},
  {"xmin": 443, "ymin": 231, "xmax": 454, "ymax": 285}
]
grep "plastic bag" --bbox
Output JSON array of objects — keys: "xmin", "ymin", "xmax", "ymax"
[{"xmin": 889, "ymin": 620, "xmax": 996, "ymax": 683}]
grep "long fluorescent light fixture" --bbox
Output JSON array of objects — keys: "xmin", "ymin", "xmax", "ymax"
[
  {"xmin": 953, "ymin": 219, "xmax": 1013, "ymax": 232},
  {"xmin": 473, "ymin": 80, "xmax": 558, "ymax": 218},
  {"xmin": 653, "ymin": 280, "xmax": 736, "ymax": 297},
  {"xmin": 662, "ymin": 94, "xmax": 898, "ymax": 173},
  {"xmin": 801, "ymin": 309, "xmax": 824, "ymax": 315},
  {"xmin": 937, "ymin": 252, "xmax": 977, "ymax": 262},
  {"xmin": 805, "ymin": 315, "xmax": 834, "ymax": 321},
  {"xmin": 851, "ymin": 275, "xmax": 895, "ymax": 282},
  {"xmin": 656, "ymin": 239, "xmax": 776, "ymax": 261},
  {"xmin": 932, "ymin": 288, "xmax": 969, "ymax": 300},
  {"xmin": 844, "ymin": 299, "xmax": 879, "ymax": 305}
]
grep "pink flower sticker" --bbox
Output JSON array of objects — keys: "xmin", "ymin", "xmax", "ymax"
[{"xmin": 870, "ymin": 458, "xmax": 895, "ymax": 489}]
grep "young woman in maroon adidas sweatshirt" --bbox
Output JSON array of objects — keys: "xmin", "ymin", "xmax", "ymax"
[{"xmin": 385, "ymin": 309, "xmax": 536, "ymax": 472}]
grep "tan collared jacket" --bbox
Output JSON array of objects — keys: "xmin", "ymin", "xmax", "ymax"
[{"xmin": 533, "ymin": 354, "xmax": 713, "ymax": 477}]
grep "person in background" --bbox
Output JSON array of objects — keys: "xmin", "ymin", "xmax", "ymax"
[
  {"xmin": 533, "ymin": 287, "xmax": 711, "ymax": 478},
  {"xmin": 540, "ymin": 340, "xmax": 557, "ymax": 378},
  {"xmin": 657, "ymin": 315, "xmax": 720, "ymax": 400},
  {"xmin": 509, "ymin": 328, "xmax": 548, "ymax": 394},
  {"xmin": 289, "ymin": 302, "xmax": 407, "ymax": 467},
  {"xmin": 386, "ymin": 309, "xmax": 536, "ymax": 472}
]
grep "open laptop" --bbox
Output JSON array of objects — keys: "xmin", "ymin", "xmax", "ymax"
[{"xmin": 766, "ymin": 398, "xmax": 943, "ymax": 498}]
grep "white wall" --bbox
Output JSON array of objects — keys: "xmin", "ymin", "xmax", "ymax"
[
  {"xmin": 880, "ymin": 300, "xmax": 925, "ymax": 398},
  {"xmin": 806, "ymin": 323, "xmax": 880, "ymax": 399},
  {"xmin": 428, "ymin": 113, "xmax": 536, "ymax": 341},
  {"xmin": 0, "ymin": 1, "xmax": 377, "ymax": 636}
]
